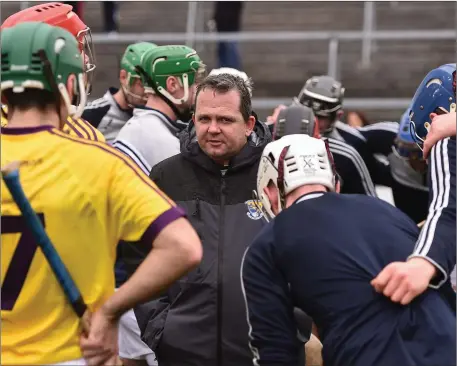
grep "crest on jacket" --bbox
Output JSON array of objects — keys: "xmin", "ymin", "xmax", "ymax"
[{"xmin": 245, "ymin": 199, "xmax": 264, "ymax": 220}]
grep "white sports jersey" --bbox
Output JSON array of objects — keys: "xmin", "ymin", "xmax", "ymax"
[
  {"xmin": 113, "ymin": 107, "xmax": 184, "ymax": 174},
  {"xmin": 82, "ymin": 88, "xmax": 133, "ymax": 144}
]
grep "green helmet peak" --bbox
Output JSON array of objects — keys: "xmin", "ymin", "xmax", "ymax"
[
  {"xmin": 1, "ymin": 21, "xmax": 86, "ymax": 117},
  {"xmin": 120, "ymin": 42, "xmax": 157, "ymax": 86},
  {"xmin": 139, "ymin": 45, "xmax": 206, "ymax": 105}
]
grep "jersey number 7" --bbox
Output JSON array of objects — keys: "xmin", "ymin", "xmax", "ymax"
[{"xmin": 2, "ymin": 214, "xmax": 44, "ymax": 310}]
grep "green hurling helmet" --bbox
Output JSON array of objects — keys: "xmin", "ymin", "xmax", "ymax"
[
  {"xmin": 120, "ymin": 42, "xmax": 157, "ymax": 86},
  {"xmin": 1, "ymin": 21, "xmax": 86, "ymax": 117},
  {"xmin": 139, "ymin": 45, "xmax": 206, "ymax": 106}
]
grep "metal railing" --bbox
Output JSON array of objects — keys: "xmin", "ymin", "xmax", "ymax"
[
  {"xmin": 91, "ymin": 29, "xmax": 456, "ymax": 80},
  {"xmin": 251, "ymin": 98, "xmax": 411, "ymax": 111}
]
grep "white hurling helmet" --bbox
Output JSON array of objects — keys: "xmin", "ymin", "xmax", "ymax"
[
  {"xmin": 255, "ymin": 134, "xmax": 337, "ymax": 221},
  {"xmin": 208, "ymin": 67, "xmax": 253, "ymax": 97}
]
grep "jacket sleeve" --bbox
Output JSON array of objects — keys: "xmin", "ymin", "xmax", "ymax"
[
  {"xmin": 329, "ymin": 139, "xmax": 377, "ymax": 197},
  {"xmin": 357, "ymin": 122, "xmax": 399, "ymax": 156},
  {"xmin": 82, "ymin": 103, "xmax": 110, "ymax": 128},
  {"xmin": 241, "ymin": 228, "xmax": 302, "ymax": 366},
  {"xmin": 409, "ymin": 137, "xmax": 456, "ymax": 288}
]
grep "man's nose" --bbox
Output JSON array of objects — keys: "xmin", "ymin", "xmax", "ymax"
[{"xmin": 207, "ymin": 120, "xmax": 221, "ymax": 134}]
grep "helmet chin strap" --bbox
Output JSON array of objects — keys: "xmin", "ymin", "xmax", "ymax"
[
  {"xmin": 120, "ymin": 84, "xmax": 146, "ymax": 109},
  {"xmin": 120, "ymin": 74, "xmax": 148, "ymax": 109},
  {"xmin": 59, "ymin": 73, "xmax": 86, "ymax": 119}
]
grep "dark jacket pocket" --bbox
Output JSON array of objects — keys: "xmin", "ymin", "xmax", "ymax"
[{"xmin": 135, "ymin": 296, "xmax": 170, "ymax": 350}]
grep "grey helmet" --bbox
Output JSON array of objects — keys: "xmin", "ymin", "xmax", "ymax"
[
  {"xmin": 295, "ymin": 75, "xmax": 345, "ymax": 132},
  {"xmin": 273, "ymin": 104, "xmax": 318, "ymax": 140}
]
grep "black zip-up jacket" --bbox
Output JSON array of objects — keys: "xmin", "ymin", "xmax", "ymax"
[{"xmin": 123, "ymin": 120, "xmax": 272, "ymax": 366}]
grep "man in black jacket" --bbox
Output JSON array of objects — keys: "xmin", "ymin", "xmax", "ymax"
[{"xmin": 122, "ymin": 73, "xmax": 272, "ymax": 365}]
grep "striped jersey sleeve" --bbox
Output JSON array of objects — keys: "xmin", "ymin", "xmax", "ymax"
[
  {"xmin": 410, "ymin": 137, "xmax": 456, "ymax": 287},
  {"xmin": 112, "ymin": 138, "xmax": 152, "ymax": 175},
  {"xmin": 328, "ymin": 138, "xmax": 377, "ymax": 197},
  {"xmin": 63, "ymin": 116, "xmax": 106, "ymax": 143}
]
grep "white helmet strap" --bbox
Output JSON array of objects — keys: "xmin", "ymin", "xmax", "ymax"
[{"xmin": 157, "ymin": 73, "xmax": 190, "ymax": 105}]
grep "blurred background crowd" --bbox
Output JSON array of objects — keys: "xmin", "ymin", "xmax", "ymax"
[{"xmin": 2, "ymin": 1, "xmax": 454, "ymax": 126}]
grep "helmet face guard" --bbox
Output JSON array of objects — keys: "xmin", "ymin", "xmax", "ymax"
[
  {"xmin": 392, "ymin": 138, "xmax": 426, "ymax": 173},
  {"xmin": 119, "ymin": 42, "xmax": 157, "ymax": 107},
  {"xmin": 295, "ymin": 75, "xmax": 344, "ymax": 134},
  {"xmin": 77, "ymin": 28, "xmax": 95, "ymax": 95},
  {"xmin": 297, "ymin": 92, "xmax": 342, "ymax": 117}
]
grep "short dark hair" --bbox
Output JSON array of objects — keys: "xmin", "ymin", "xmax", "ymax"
[
  {"xmin": 195, "ymin": 73, "xmax": 252, "ymax": 121},
  {"xmin": 4, "ymin": 89, "xmax": 57, "ymax": 113}
]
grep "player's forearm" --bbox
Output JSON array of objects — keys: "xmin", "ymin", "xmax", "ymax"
[
  {"xmin": 410, "ymin": 230, "xmax": 456, "ymax": 287},
  {"xmin": 101, "ymin": 218, "xmax": 202, "ymax": 319},
  {"xmin": 410, "ymin": 209, "xmax": 456, "ymax": 287}
]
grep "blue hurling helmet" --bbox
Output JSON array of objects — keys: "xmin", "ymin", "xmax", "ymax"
[
  {"xmin": 409, "ymin": 63, "xmax": 456, "ymax": 148},
  {"xmin": 393, "ymin": 107, "xmax": 425, "ymax": 173}
]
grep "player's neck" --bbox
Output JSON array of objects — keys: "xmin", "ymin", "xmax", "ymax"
[
  {"xmin": 145, "ymin": 96, "xmax": 177, "ymax": 122},
  {"xmin": 7, "ymin": 107, "xmax": 61, "ymax": 129},
  {"xmin": 113, "ymin": 88, "xmax": 129, "ymax": 110},
  {"xmin": 285, "ymin": 185, "xmax": 327, "ymax": 207}
]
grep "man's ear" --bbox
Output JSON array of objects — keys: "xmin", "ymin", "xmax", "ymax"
[
  {"xmin": 119, "ymin": 69, "xmax": 128, "ymax": 86},
  {"xmin": 66, "ymin": 74, "xmax": 76, "ymax": 102},
  {"xmin": 313, "ymin": 117, "xmax": 321, "ymax": 138},
  {"xmin": 166, "ymin": 76, "xmax": 178, "ymax": 93},
  {"xmin": 246, "ymin": 115, "xmax": 256, "ymax": 137},
  {"xmin": 337, "ymin": 109, "xmax": 344, "ymax": 120},
  {"xmin": 264, "ymin": 182, "xmax": 279, "ymax": 214},
  {"xmin": 335, "ymin": 178, "xmax": 341, "ymax": 193}
]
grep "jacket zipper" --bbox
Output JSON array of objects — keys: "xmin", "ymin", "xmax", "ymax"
[{"xmin": 217, "ymin": 176, "xmax": 226, "ymax": 365}]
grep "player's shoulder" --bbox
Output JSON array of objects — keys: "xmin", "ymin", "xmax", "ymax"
[
  {"xmin": 84, "ymin": 93, "xmax": 111, "ymax": 111},
  {"xmin": 66, "ymin": 115, "xmax": 106, "ymax": 142},
  {"xmin": 340, "ymin": 193, "xmax": 416, "ymax": 225},
  {"xmin": 357, "ymin": 121, "xmax": 399, "ymax": 134},
  {"xmin": 334, "ymin": 120, "xmax": 366, "ymax": 141},
  {"xmin": 326, "ymin": 137, "xmax": 366, "ymax": 166},
  {"xmin": 82, "ymin": 98, "xmax": 111, "ymax": 128},
  {"xmin": 115, "ymin": 111, "xmax": 173, "ymax": 153},
  {"xmin": 245, "ymin": 220, "xmax": 276, "ymax": 258},
  {"xmin": 50, "ymin": 128, "xmax": 128, "ymax": 165},
  {"xmin": 149, "ymin": 153, "xmax": 186, "ymax": 178},
  {"xmin": 326, "ymin": 136, "xmax": 360, "ymax": 155},
  {"xmin": 116, "ymin": 112, "xmax": 156, "ymax": 139}
]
